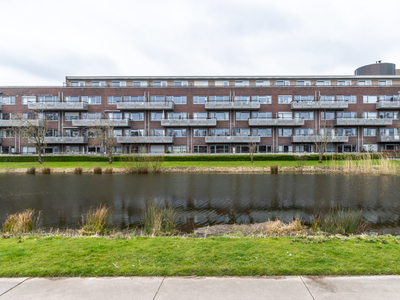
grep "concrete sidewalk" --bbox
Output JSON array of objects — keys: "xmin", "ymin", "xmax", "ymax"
[{"xmin": 1, "ymin": 276, "xmax": 400, "ymax": 299}]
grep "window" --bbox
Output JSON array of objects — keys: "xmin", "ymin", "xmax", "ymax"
[
  {"xmin": 210, "ymin": 129, "xmax": 229, "ymax": 136},
  {"xmin": 209, "ymin": 112, "xmax": 229, "ymax": 120},
  {"xmin": 107, "ymin": 96, "xmax": 122, "ymax": 104},
  {"xmin": 113, "ymin": 129, "xmax": 123, "ymax": 137},
  {"xmin": 337, "ymin": 112, "xmax": 357, "ymax": 119},
  {"xmin": 125, "ymin": 112, "xmax": 144, "ymax": 121},
  {"xmin": 0, "ymin": 113, "xmax": 15, "ymax": 120},
  {"xmin": 193, "ymin": 112, "xmax": 207, "ymax": 120},
  {"xmin": 174, "ymin": 81, "xmax": 188, "ymax": 87},
  {"xmin": 256, "ymin": 81, "xmax": 270, "ymax": 87},
  {"xmin": 379, "ymin": 80, "xmax": 392, "ymax": 86},
  {"xmin": 278, "ymin": 95, "xmax": 292, "ymax": 104},
  {"xmin": 379, "ymin": 95, "xmax": 399, "ymax": 102},
  {"xmin": 215, "ymin": 81, "xmax": 229, "ymax": 87},
  {"xmin": 380, "ymin": 128, "xmax": 400, "ymax": 136},
  {"xmin": 338, "ymin": 145, "xmax": 357, "ymax": 153},
  {"xmin": 338, "ymin": 80, "xmax": 351, "ymax": 86},
  {"xmin": 193, "ymin": 96, "xmax": 207, "ymax": 104},
  {"xmin": 316, "ymin": 80, "xmax": 331, "ymax": 86},
  {"xmin": 71, "ymin": 81, "xmax": 85, "ymax": 87},
  {"xmin": 124, "ymin": 96, "xmax": 145, "ymax": 103},
  {"xmin": 357, "ymin": 80, "xmax": 371, "ymax": 86},
  {"xmin": 379, "ymin": 111, "xmax": 399, "ymax": 119},
  {"xmin": 321, "ymin": 112, "xmax": 335, "ymax": 120},
  {"xmin": 194, "ymin": 81, "xmax": 208, "ymax": 87},
  {"xmin": 64, "ymin": 96, "xmax": 79, "ymax": 103},
  {"xmin": 112, "ymin": 81, "xmax": 126, "ymax": 87},
  {"xmin": 296, "ymin": 80, "xmax": 310, "ymax": 86},
  {"xmin": 167, "ymin": 145, "xmax": 187, "ymax": 153},
  {"xmin": 235, "ymin": 81, "xmax": 249, "ymax": 87},
  {"xmin": 167, "ymin": 96, "xmax": 187, "ymax": 104},
  {"xmin": 153, "ymin": 81, "xmax": 167, "ymax": 87},
  {"xmin": 125, "ymin": 129, "xmax": 145, "ymax": 136},
  {"xmin": 82, "ymin": 96, "xmax": 101, "ymax": 104},
  {"xmin": 252, "ymin": 112, "xmax": 271, "ymax": 119},
  {"xmin": 21, "ymin": 96, "xmax": 36, "ymax": 105},
  {"xmin": 278, "ymin": 112, "xmax": 292, "ymax": 119},
  {"xmin": 133, "ymin": 81, "xmax": 147, "ymax": 87},
  {"xmin": 276, "ymin": 80, "xmax": 290, "ymax": 86},
  {"xmin": 294, "ymin": 128, "xmax": 314, "ymax": 136},
  {"xmin": 294, "ymin": 95, "xmax": 314, "ymax": 101},
  {"xmin": 22, "ymin": 147, "xmax": 36, "ymax": 154},
  {"xmin": 22, "ymin": 112, "xmax": 36, "ymax": 120},
  {"xmin": 42, "ymin": 113, "xmax": 58, "ymax": 121},
  {"xmin": 92, "ymin": 81, "xmax": 106, "ymax": 87},
  {"xmin": 252, "ymin": 128, "xmax": 272, "ymax": 137},
  {"xmin": 320, "ymin": 95, "xmax": 335, "ymax": 102},
  {"xmin": 150, "ymin": 96, "xmax": 165, "ymax": 103},
  {"xmin": 294, "ymin": 112, "xmax": 314, "ymax": 120},
  {"xmin": 337, "ymin": 95, "xmax": 357, "ymax": 103},
  {"xmin": 362, "ymin": 112, "xmax": 377, "ymax": 119},
  {"xmin": 209, "ymin": 96, "xmax": 229, "ymax": 103},
  {"xmin": 235, "ymin": 128, "xmax": 250, "ymax": 136},
  {"xmin": 363, "ymin": 128, "xmax": 377, "ymax": 136},
  {"xmin": 107, "ymin": 112, "xmax": 122, "ymax": 120},
  {"xmin": 45, "ymin": 129, "xmax": 60, "ymax": 137},
  {"xmin": 236, "ymin": 112, "xmax": 250, "ymax": 120},
  {"xmin": 149, "ymin": 129, "xmax": 164, "ymax": 136},
  {"xmin": 193, "ymin": 145, "xmax": 207, "ymax": 153},
  {"xmin": 167, "ymin": 112, "xmax": 187, "ymax": 120},
  {"xmin": 278, "ymin": 128, "xmax": 293, "ymax": 137},
  {"xmin": 38, "ymin": 96, "xmax": 59, "ymax": 103},
  {"xmin": 151, "ymin": 112, "xmax": 164, "ymax": 121},
  {"xmin": 65, "ymin": 112, "xmax": 79, "ymax": 121},
  {"xmin": 363, "ymin": 95, "xmax": 378, "ymax": 103},
  {"xmin": 1, "ymin": 130, "xmax": 15, "ymax": 138},
  {"xmin": 82, "ymin": 113, "xmax": 102, "ymax": 120},
  {"xmin": 193, "ymin": 129, "xmax": 207, "ymax": 137},
  {"xmin": 210, "ymin": 145, "xmax": 229, "ymax": 153},
  {"xmin": 235, "ymin": 96, "xmax": 250, "ymax": 102},
  {"xmin": 251, "ymin": 95, "xmax": 271, "ymax": 104}
]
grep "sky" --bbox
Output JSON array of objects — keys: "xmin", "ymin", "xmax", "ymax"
[{"xmin": 1, "ymin": 0, "xmax": 399, "ymax": 85}]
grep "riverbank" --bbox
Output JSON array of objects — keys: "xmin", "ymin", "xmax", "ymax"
[{"xmin": 1, "ymin": 234, "xmax": 400, "ymax": 277}]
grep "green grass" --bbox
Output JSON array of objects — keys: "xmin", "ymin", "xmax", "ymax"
[{"xmin": 1, "ymin": 236, "xmax": 400, "ymax": 277}]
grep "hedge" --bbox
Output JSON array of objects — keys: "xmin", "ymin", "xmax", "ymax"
[{"xmin": 0, "ymin": 153, "xmax": 383, "ymax": 163}]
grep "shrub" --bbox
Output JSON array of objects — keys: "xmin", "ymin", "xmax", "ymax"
[
  {"xmin": 123, "ymin": 155, "xmax": 164, "ymax": 173},
  {"xmin": 26, "ymin": 167, "xmax": 36, "ymax": 174},
  {"xmin": 270, "ymin": 164, "xmax": 279, "ymax": 174},
  {"xmin": 312, "ymin": 207, "xmax": 364, "ymax": 234},
  {"xmin": 104, "ymin": 167, "xmax": 113, "ymax": 174},
  {"xmin": 41, "ymin": 167, "xmax": 51, "ymax": 174},
  {"xmin": 2, "ymin": 209, "xmax": 40, "ymax": 234},
  {"xmin": 80, "ymin": 204, "xmax": 110, "ymax": 235},
  {"xmin": 73, "ymin": 167, "xmax": 83, "ymax": 174},
  {"xmin": 93, "ymin": 166, "xmax": 102, "ymax": 174},
  {"xmin": 142, "ymin": 201, "xmax": 177, "ymax": 236}
]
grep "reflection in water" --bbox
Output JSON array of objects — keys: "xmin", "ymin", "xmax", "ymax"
[{"xmin": 0, "ymin": 173, "xmax": 400, "ymax": 234}]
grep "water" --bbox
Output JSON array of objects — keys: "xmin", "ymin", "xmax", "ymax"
[{"xmin": 1, "ymin": 173, "xmax": 400, "ymax": 234}]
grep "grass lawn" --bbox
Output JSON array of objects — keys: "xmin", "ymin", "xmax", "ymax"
[{"xmin": 1, "ymin": 236, "xmax": 400, "ymax": 277}]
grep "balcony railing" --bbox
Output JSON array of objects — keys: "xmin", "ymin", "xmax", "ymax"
[
  {"xmin": 248, "ymin": 119, "xmax": 305, "ymax": 126},
  {"xmin": 72, "ymin": 119, "xmax": 131, "ymax": 127},
  {"xmin": 0, "ymin": 119, "xmax": 44, "ymax": 127},
  {"xmin": 376, "ymin": 101, "xmax": 400, "ymax": 110},
  {"xmin": 117, "ymin": 102, "xmax": 174, "ymax": 110},
  {"xmin": 377, "ymin": 135, "xmax": 400, "ymax": 142},
  {"xmin": 334, "ymin": 118, "xmax": 393, "ymax": 126},
  {"xmin": 28, "ymin": 102, "xmax": 88, "ymax": 111},
  {"xmin": 117, "ymin": 136, "xmax": 174, "ymax": 144},
  {"xmin": 161, "ymin": 119, "xmax": 217, "ymax": 127},
  {"xmin": 45, "ymin": 136, "xmax": 88, "ymax": 144},
  {"xmin": 205, "ymin": 101, "xmax": 260, "ymax": 110},
  {"xmin": 0, "ymin": 104, "xmax": 2, "ymax": 110},
  {"xmin": 205, "ymin": 136, "xmax": 261, "ymax": 143},
  {"xmin": 291, "ymin": 135, "xmax": 349, "ymax": 143},
  {"xmin": 291, "ymin": 101, "xmax": 348, "ymax": 110}
]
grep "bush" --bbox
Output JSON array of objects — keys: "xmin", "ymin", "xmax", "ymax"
[
  {"xmin": 270, "ymin": 164, "xmax": 279, "ymax": 174},
  {"xmin": 26, "ymin": 167, "xmax": 36, "ymax": 174},
  {"xmin": 142, "ymin": 201, "xmax": 177, "ymax": 236},
  {"xmin": 2, "ymin": 209, "xmax": 40, "ymax": 234},
  {"xmin": 73, "ymin": 167, "xmax": 83, "ymax": 174},
  {"xmin": 80, "ymin": 204, "xmax": 110, "ymax": 235},
  {"xmin": 123, "ymin": 155, "xmax": 164, "ymax": 173},
  {"xmin": 104, "ymin": 167, "xmax": 113, "ymax": 174},
  {"xmin": 312, "ymin": 207, "xmax": 364, "ymax": 234},
  {"xmin": 41, "ymin": 167, "xmax": 51, "ymax": 174},
  {"xmin": 93, "ymin": 166, "xmax": 102, "ymax": 174}
]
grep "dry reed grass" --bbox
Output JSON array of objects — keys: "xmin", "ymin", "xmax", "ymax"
[
  {"xmin": 41, "ymin": 167, "xmax": 51, "ymax": 174},
  {"xmin": 93, "ymin": 166, "xmax": 102, "ymax": 174},
  {"xmin": 2, "ymin": 209, "xmax": 40, "ymax": 234},
  {"xmin": 73, "ymin": 167, "xmax": 83, "ymax": 174},
  {"xmin": 26, "ymin": 167, "xmax": 36, "ymax": 174},
  {"xmin": 123, "ymin": 154, "xmax": 165, "ymax": 173},
  {"xmin": 270, "ymin": 164, "xmax": 279, "ymax": 174},
  {"xmin": 80, "ymin": 204, "xmax": 110, "ymax": 235},
  {"xmin": 142, "ymin": 201, "xmax": 177, "ymax": 236},
  {"xmin": 104, "ymin": 167, "xmax": 113, "ymax": 174}
]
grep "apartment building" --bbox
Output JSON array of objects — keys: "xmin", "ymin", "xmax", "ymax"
[{"xmin": 1, "ymin": 62, "xmax": 400, "ymax": 154}]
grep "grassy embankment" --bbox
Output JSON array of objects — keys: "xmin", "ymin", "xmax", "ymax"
[{"xmin": 1, "ymin": 235, "xmax": 400, "ymax": 277}]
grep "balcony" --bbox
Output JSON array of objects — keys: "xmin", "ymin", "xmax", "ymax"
[
  {"xmin": 376, "ymin": 101, "xmax": 400, "ymax": 110},
  {"xmin": 0, "ymin": 119, "xmax": 44, "ymax": 127},
  {"xmin": 205, "ymin": 101, "xmax": 260, "ymax": 110},
  {"xmin": 291, "ymin": 101, "xmax": 348, "ymax": 110},
  {"xmin": 45, "ymin": 136, "xmax": 88, "ymax": 144},
  {"xmin": 248, "ymin": 119, "xmax": 305, "ymax": 126},
  {"xmin": 161, "ymin": 119, "xmax": 217, "ymax": 127},
  {"xmin": 72, "ymin": 119, "xmax": 131, "ymax": 127},
  {"xmin": 28, "ymin": 102, "xmax": 88, "ymax": 111},
  {"xmin": 377, "ymin": 135, "xmax": 400, "ymax": 142},
  {"xmin": 0, "ymin": 104, "xmax": 2, "ymax": 110},
  {"xmin": 117, "ymin": 136, "xmax": 174, "ymax": 144},
  {"xmin": 205, "ymin": 136, "xmax": 261, "ymax": 143},
  {"xmin": 334, "ymin": 119, "xmax": 393, "ymax": 126},
  {"xmin": 291, "ymin": 135, "xmax": 349, "ymax": 143},
  {"xmin": 117, "ymin": 102, "xmax": 174, "ymax": 110}
]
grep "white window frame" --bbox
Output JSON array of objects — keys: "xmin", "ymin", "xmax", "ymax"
[
  {"xmin": 133, "ymin": 81, "xmax": 147, "ymax": 87},
  {"xmin": 337, "ymin": 80, "xmax": 352, "ymax": 86},
  {"xmin": 379, "ymin": 80, "xmax": 392, "ymax": 86},
  {"xmin": 174, "ymin": 81, "xmax": 188, "ymax": 87},
  {"xmin": 357, "ymin": 80, "xmax": 372, "ymax": 86},
  {"xmin": 363, "ymin": 95, "xmax": 378, "ymax": 104},
  {"xmin": 296, "ymin": 80, "xmax": 310, "ymax": 86},
  {"xmin": 21, "ymin": 96, "xmax": 36, "ymax": 105},
  {"xmin": 153, "ymin": 81, "xmax": 167, "ymax": 87},
  {"xmin": 92, "ymin": 81, "xmax": 106, "ymax": 87},
  {"xmin": 71, "ymin": 81, "xmax": 85, "ymax": 87},
  {"xmin": 112, "ymin": 81, "xmax": 126, "ymax": 87},
  {"xmin": 316, "ymin": 80, "xmax": 331, "ymax": 86},
  {"xmin": 276, "ymin": 80, "xmax": 290, "ymax": 86},
  {"xmin": 278, "ymin": 95, "xmax": 292, "ymax": 104},
  {"xmin": 215, "ymin": 81, "xmax": 229, "ymax": 87},
  {"xmin": 235, "ymin": 80, "xmax": 249, "ymax": 87},
  {"xmin": 255, "ymin": 80, "xmax": 270, "ymax": 87},
  {"xmin": 194, "ymin": 81, "xmax": 208, "ymax": 87}
]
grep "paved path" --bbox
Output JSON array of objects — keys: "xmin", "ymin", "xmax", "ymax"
[{"xmin": 1, "ymin": 276, "xmax": 400, "ymax": 299}]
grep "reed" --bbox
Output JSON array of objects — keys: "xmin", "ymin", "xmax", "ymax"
[
  {"xmin": 270, "ymin": 164, "xmax": 279, "ymax": 174},
  {"xmin": 73, "ymin": 167, "xmax": 83, "ymax": 174},
  {"xmin": 93, "ymin": 166, "xmax": 102, "ymax": 174},
  {"xmin": 2, "ymin": 209, "xmax": 40, "ymax": 234},
  {"xmin": 26, "ymin": 167, "xmax": 36, "ymax": 174},
  {"xmin": 104, "ymin": 167, "xmax": 113, "ymax": 174},
  {"xmin": 142, "ymin": 201, "xmax": 177, "ymax": 236},
  {"xmin": 80, "ymin": 204, "xmax": 110, "ymax": 235},
  {"xmin": 41, "ymin": 167, "xmax": 51, "ymax": 174},
  {"xmin": 312, "ymin": 207, "xmax": 364, "ymax": 234},
  {"xmin": 123, "ymin": 154, "xmax": 164, "ymax": 173}
]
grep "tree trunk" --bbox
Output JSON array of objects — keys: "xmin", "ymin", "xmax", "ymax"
[
  {"xmin": 319, "ymin": 152, "xmax": 323, "ymax": 163},
  {"xmin": 109, "ymin": 153, "xmax": 113, "ymax": 164},
  {"xmin": 38, "ymin": 150, "xmax": 43, "ymax": 164},
  {"xmin": 250, "ymin": 154, "xmax": 254, "ymax": 163}
]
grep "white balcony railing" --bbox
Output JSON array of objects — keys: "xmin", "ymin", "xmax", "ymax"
[
  {"xmin": 291, "ymin": 101, "xmax": 348, "ymax": 110},
  {"xmin": 117, "ymin": 136, "xmax": 174, "ymax": 144},
  {"xmin": 72, "ymin": 119, "xmax": 131, "ymax": 127},
  {"xmin": 377, "ymin": 135, "xmax": 400, "ymax": 142},
  {"xmin": 334, "ymin": 119, "xmax": 393, "ymax": 126},
  {"xmin": 248, "ymin": 119, "xmax": 305, "ymax": 126},
  {"xmin": 376, "ymin": 101, "xmax": 400, "ymax": 110},
  {"xmin": 205, "ymin": 136, "xmax": 261, "ymax": 143},
  {"xmin": 160, "ymin": 119, "xmax": 217, "ymax": 127},
  {"xmin": 291, "ymin": 135, "xmax": 349, "ymax": 143},
  {"xmin": 0, "ymin": 119, "xmax": 44, "ymax": 127},
  {"xmin": 28, "ymin": 102, "xmax": 88, "ymax": 110},
  {"xmin": 45, "ymin": 136, "xmax": 88, "ymax": 144},
  {"xmin": 205, "ymin": 102, "xmax": 260, "ymax": 110},
  {"xmin": 117, "ymin": 102, "xmax": 174, "ymax": 110}
]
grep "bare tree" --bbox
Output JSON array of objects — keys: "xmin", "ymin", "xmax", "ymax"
[
  {"xmin": 312, "ymin": 110, "xmax": 334, "ymax": 163},
  {"xmin": 248, "ymin": 141, "xmax": 257, "ymax": 163},
  {"xmin": 13, "ymin": 111, "xmax": 48, "ymax": 164},
  {"xmin": 86, "ymin": 114, "xmax": 115, "ymax": 164}
]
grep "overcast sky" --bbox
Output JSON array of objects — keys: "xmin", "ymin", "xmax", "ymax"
[{"xmin": 1, "ymin": 0, "xmax": 399, "ymax": 85}]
